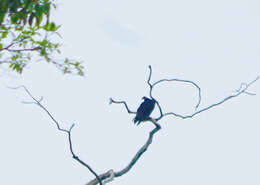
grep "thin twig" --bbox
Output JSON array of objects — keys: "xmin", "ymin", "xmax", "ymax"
[
  {"xmin": 5, "ymin": 46, "xmax": 41, "ymax": 52},
  {"xmin": 109, "ymin": 98, "xmax": 136, "ymax": 114},
  {"xmin": 147, "ymin": 65, "xmax": 153, "ymax": 98},
  {"xmin": 152, "ymin": 78, "xmax": 202, "ymax": 109},
  {"xmin": 10, "ymin": 86, "xmax": 103, "ymax": 185},
  {"xmin": 146, "ymin": 65, "xmax": 202, "ymax": 118},
  {"xmin": 155, "ymin": 75, "xmax": 259, "ymax": 121}
]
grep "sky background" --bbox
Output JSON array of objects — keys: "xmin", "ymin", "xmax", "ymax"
[{"xmin": 1, "ymin": 0, "xmax": 260, "ymax": 184}]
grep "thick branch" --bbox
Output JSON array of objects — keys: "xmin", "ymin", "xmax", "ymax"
[
  {"xmin": 11, "ymin": 86, "xmax": 103, "ymax": 185},
  {"xmin": 115, "ymin": 119, "xmax": 161, "ymax": 177},
  {"xmin": 86, "ymin": 119, "xmax": 161, "ymax": 185}
]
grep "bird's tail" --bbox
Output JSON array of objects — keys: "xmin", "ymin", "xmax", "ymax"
[{"xmin": 133, "ymin": 117, "xmax": 140, "ymax": 125}]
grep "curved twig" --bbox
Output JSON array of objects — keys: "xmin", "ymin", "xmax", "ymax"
[
  {"xmin": 10, "ymin": 86, "xmax": 103, "ymax": 185},
  {"xmin": 86, "ymin": 119, "xmax": 161, "ymax": 185},
  {"xmin": 152, "ymin": 78, "xmax": 202, "ymax": 109},
  {"xmin": 146, "ymin": 65, "xmax": 202, "ymax": 119},
  {"xmin": 147, "ymin": 65, "xmax": 153, "ymax": 98},
  {"xmin": 147, "ymin": 66, "xmax": 201, "ymax": 109}
]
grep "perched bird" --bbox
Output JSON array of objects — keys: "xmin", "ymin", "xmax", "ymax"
[{"xmin": 133, "ymin": 96, "xmax": 156, "ymax": 125}]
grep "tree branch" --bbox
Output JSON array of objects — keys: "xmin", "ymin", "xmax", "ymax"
[
  {"xmin": 10, "ymin": 67, "xmax": 258, "ymax": 185},
  {"xmin": 10, "ymin": 86, "xmax": 103, "ymax": 185},
  {"xmin": 147, "ymin": 65, "xmax": 202, "ymax": 109},
  {"xmin": 108, "ymin": 66, "xmax": 259, "ymax": 184},
  {"xmin": 144, "ymin": 65, "xmax": 259, "ymax": 121},
  {"xmin": 155, "ymin": 75, "xmax": 259, "ymax": 121},
  {"xmin": 4, "ymin": 46, "xmax": 41, "ymax": 52},
  {"xmin": 147, "ymin": 65, "xmax": 153, "ymax": 98},
  {"xmin": 114, "ymin": 119, "xmax": 161, "ymax": 177},
  {"xmin": 85, "ymin": 119, "xmax": 161, "ymax": 185},
  {"xmin": 109, "ymin": 98, "xmax": 136, "ymax": 114}
]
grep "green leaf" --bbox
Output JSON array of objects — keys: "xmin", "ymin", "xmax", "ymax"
[
  {"xmin": 42, "ymin": 3, "xmax": 50, "ymax": 14},
  {"xmin": 43, "ymin": 22, "xmax": 60, "ymax": 31},
  {"xmin": 11, "ymin": 14, "xmax": 19, "ymax": 24},
  {"xmin": 40, "ymin": 39, "xmax": 48, "ymax": 47},
  {"xmin": 0, "ymin": 12, "xmax": 6, "ymax": 24},
  {"xmin": 2, "ymin": 31, "xmax": 8, "ymax": 38},
  {"xmin": 9, "ymin": 63, "xmax": 14, "ymax": 69},
  {"xmin": 49, "ymin": 22, "xmax": 56, "ymax": 31}
]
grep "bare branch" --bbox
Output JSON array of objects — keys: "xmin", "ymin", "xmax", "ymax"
[
  {"xmin": 115, "ymin": 119, "xmax": 160, "ymax": 177},
  {"xmin": 0, "ymin": 37, "xmax": 33, "ymax": 52},
  {"xmin": 152, "ymin": 78, "xmax": 202, "ymax": 109},
  {"xmin": 86, "ymin": 119, "xmax": 161, "ymax": 185},
  {"xmin": 146, "ymin": 65, "xmax": 202, "ymax": 120},
  {"xmin": 147, "ymin": 65, "xmax": 153, "ymax": 98},
  {"xmin": 156, "ymin": 75, "xmax": 260, "ymax": 121},
  {"xmin": 21, "ymin": 96, "xmax": 43, "ymax": 104},
  {"xmin": 109, "ymin": 98, "xmax": 136, "ymax": 114},
  {"xmin": 234, "ymin": 82, "xmax": 256, "ymax": 95},
  {"xmin": 0, "ymin": 42, "xmax": 16, "ymax": 51},
  {"xmin": 107, "ymin": 67, "xmax": 259, "ymax": 184},
  {"xmin": 10, "ymin": 86, "xmax": 103, "ymax": 185},
  {"xmin": 5, "ymin": 46, "xmax": 41, "ymax": 52}
]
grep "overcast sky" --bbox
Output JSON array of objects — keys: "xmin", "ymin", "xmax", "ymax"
[{"xmin": 1, "ymin": 0, "xmax": 260, "ymax": 185}]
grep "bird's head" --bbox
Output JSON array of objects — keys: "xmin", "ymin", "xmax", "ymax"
[
  {"xmin": 142, "ymin": 96, "xmax": 149, "ymax": 100},
  {"xmin": 142, "ymin": 96, "xmax": 156, "ymax": 103}
]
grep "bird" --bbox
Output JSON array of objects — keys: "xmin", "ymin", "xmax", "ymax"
[{"xmin": 133, "ymin": 96, "xmax": 156, "ymax": 125}]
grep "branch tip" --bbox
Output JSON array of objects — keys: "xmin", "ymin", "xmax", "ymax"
[
  {"xmin": 69, "ymin": 124, "xmax": 75, "ymax": 132},
  {"xmin": 109, "ymin": 98, "xmax": 113, "ymax": 105}
]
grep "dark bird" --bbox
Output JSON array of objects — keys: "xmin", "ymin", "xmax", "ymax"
[{"xmin": 133, "ymin": 96, "xmax": 156, "ymax": 125}]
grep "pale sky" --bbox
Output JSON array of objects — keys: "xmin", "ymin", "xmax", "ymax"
[{"xmin": 0, "ymin": 0, "xmax": 260, "ymax": 185}]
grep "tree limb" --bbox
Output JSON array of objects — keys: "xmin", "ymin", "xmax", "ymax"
[
  {"xmin": 5, "ymin": 46, "xmax": 41, "ymax": 52},
  {"xmin": 155, "ymin": 75, "xmax": 259, "ymax": 121},
  {"xmin": 11, "ymin": 66, "xmax": 259, "ymax": 185},
  {"xmin": 85, "ymin": 119, "xmax": 161, "ymax": 185},
  {"xmin": 147, "ymin": 65, "xmax": 202, "ymax": 110},
  {"xmin": 145, "ymin": 65, "xmax": 259, "ymax": 121},
  {"xmin": 107, "ymin": 66, "xmax": 259, "ymax": 184},
  {"xmin": 109, "ymin": 98, "xmax": 136, "ymax": 114},
  {"xmin": 111, "ymin": 66, "xmax": 258, "ymax": 122},
  {"xmin": 10, "ymin": 86, "xmax": 103, "ymax": 185}
]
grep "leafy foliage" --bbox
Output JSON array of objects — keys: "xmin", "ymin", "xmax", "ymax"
[{"xmin": 0, "ymin": 0, "xmax": 84, "ymax": 75}]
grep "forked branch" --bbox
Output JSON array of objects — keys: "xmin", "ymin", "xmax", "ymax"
[
  {"xmin": 11, "ymin": 66, "xmax": 259, "ymax": 185},
  {"xmin": 107, "ymin": 66, "xmax": 258, "ymax": 184},
  {"xmin": 11, "ymin": 86, "xmax": 103, "ymax": 185},
  {"xmin": 111, "ymin": 66, "xmax": 259, "ymax": 122},
  {"xmin": 153, "ymin": 75, "xmax": 259, "ymax": 121}
]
